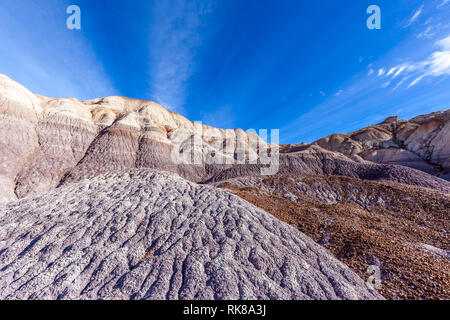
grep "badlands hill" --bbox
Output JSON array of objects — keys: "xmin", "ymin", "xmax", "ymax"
[
  {"xmin": 0, "ymin": 169, "xmax": 381, "ymax": 300},
  {"xmin": 0, "ymin": 74, "xmax": 449, "ymax": 204},
  {"xmin": 0, "ymin": 74, "xmax": 448, "ymax": 300}
]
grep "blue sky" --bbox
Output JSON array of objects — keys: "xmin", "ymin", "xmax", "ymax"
[{"xmin": 0, "ymin": 0, "xmax": 449, "ymax": 143}]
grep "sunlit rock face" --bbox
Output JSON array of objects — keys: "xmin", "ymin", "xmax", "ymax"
[
  {"xmin": 314, "ymin": 111, "xmax": 450, "ymax": 180},
  {"xmin": 0, "ymin": 75, "xmax": 269, "ymax": 203},
  {"xmin": 0, "ymin": 75, "xmax": 42, "ymax": 203}
]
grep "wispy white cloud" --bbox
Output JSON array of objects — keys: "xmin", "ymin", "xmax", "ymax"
[
  {"xmin": 387, "ymin": 67, "xmax": 397, "ymax": 76},
  {"xmin": 378, "ymin": 68, "xmax": 385, "ymax": 76},
  {"xmin": 417, "ymin": 26, "xmax": 436, "ymax": 39},
  {"xmin": 408, "ymin": 53, "xmax": 450, "ymax": 87},
  {"xmin": 379, "ymin": 35, "xmax": 450, "ymax": 89},
  {"xmin": 335, "ymin": 90, "xmax": 343, "ymax": 96},
  {"xmin": 438, "ymin": 35, "xmax": 450, "ymax": 50},
  {"xmin": 148, "ymin": 0, "xmax": 215, "ymax": 113},
  {"xmin": 408, "ymin": 75, "xmax": 425, "ymax": 87},
  {"xmin": 437, "ymin": 0, "xmax": 450, "ymax": 8},
  {"xmin": 393, "ymin": 66, "xmax": 407, "ymax": 78},
  {"xmin": 320, "ymin": 91, "xmax": 326, "ymax": 96},
  {"xmin": 409, "ymin": 36, "xmax": 450, "ymax": 87},
  {"xmin": 368, "ymin": 68, "xmax": 374, "ymax": 76},
  {"xmin": 393, "ymin": 76, "xmax": 410, "ymax": 90},
  {"xmin": 381, "ymin": 81, "xmax": 391, "ymax": 88},
  {"xmin": 406, "ymin": 5, "xmax": 424, "ymax": 27}
]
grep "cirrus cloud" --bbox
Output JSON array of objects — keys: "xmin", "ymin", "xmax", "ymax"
[
  {"xmin": 380, "ymin": 35, "xmax": 450, "ymax": 89},
  {"xmin": 405, "ymin": 5, "xmax": 424, "ymax": 27}
]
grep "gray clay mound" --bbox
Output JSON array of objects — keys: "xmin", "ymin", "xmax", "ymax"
[{"xmin": 0, "ymin": 169, "xmax": 382, "ymax": 300}]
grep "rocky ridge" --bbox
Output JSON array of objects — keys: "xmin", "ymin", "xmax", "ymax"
[{"xmin": 313, "ymin": 112, "xmax": 450, "ymax": 180}]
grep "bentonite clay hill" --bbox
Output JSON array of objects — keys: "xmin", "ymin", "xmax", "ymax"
[
  {"xmin": 0, "ymin": 74, "xmax": 261, "ymax": 203},
  {"xmin": 1, "ymin": 74, "xmax": 449, "ymax": 204},
  {"xmin": 0, "ymin": 170, "xmax": 381, "ymax": 300}
]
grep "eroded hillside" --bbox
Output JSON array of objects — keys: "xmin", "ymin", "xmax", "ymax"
[
  {"xmin": 313, "ymin": 112, "xmax": 450, "ymax": 180},
  {"xmin": 0, "ymin": 169, "xmax": 382, "ymax": 300}
]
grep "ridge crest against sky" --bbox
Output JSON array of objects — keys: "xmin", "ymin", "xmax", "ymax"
[{"xmin": 0, "ymin": 0, "xmax": 449, "ymax": 143}]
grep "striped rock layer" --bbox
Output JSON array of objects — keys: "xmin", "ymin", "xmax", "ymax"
[{"xmin": 1, "ymin": 74, "xmax": 449, "ymax": 204}]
